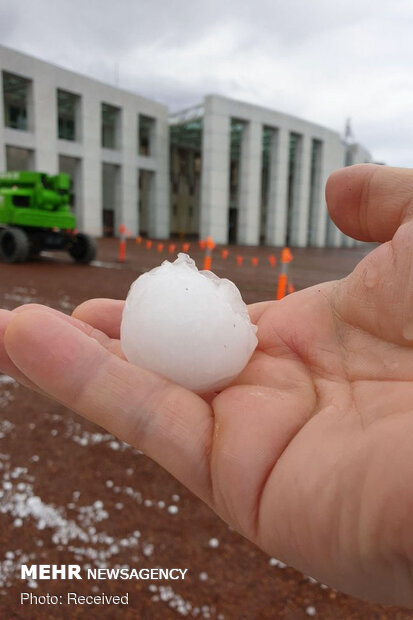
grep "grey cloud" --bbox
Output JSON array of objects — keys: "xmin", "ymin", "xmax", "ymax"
[{"xmin": 0, "ymin": 5, "xmax": 20, "ymax": 42}]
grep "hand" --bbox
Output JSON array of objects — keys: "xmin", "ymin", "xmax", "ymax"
[{"xmin": 2, "ymin": 163, "xmax": 413, "ymax": 607}]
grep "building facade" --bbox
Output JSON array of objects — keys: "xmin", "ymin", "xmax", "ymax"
[
  {"xmin": 1, "ymin": 45, "xmax": 372, "ymax": 248},
  {"xmin": 0, "ymin": 45, "xmax": 169, "ymax": 238},
  {"xmin": 170, "ymin": 96, "xmax": 372, "ymax": 248}
]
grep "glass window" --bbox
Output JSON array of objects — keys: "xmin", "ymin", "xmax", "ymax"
[
  {"xmin": 102, "ymin": 103, "xmax": 120, "ymax": 149},
  {"xmin": 6, "ymin": 146, "xmax": 34, "ymax": 170},
  {"xmin": 307, "ymin": 139, "xmax": 323, "ymax": 245},
  {"xmin": 59, "ymin": 155, "xmax": 80, "ymax": 209},
  {"xmin": 169, "ymin": 118, "xmax": 202, "ymax": 236},
  {"xmin": 229, "ymin": 119, "xmax": 244, "ymax": 208},
  {"xmin": 57, "ymin": 89, "xmax": 79, "ymax": 141},
  {"xmin": 102, "ymin": 163, "xmax": 120, "ymax": 235},
  {"xmin": 3, "ymin": 71, "xmax": 31, "ymax": 131},
  {"xmin": 138, "ymin": 169, "xmax": 154, "ymax": 234},
  {"xmin": 259, "ymin": 126, "xmax": 274, "ymax": 243},
  {"xmin": 138, "ymin": 114, "xmax": 155, "ymax": 156},
  {"xmin": 286, "ymin": 133, "xmax": 300, "ymax": 246}
]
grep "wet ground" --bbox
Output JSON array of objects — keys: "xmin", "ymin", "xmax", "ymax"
[{"xmin": 0, "ymin": 238, "xmax": 411, "ymax": 619}]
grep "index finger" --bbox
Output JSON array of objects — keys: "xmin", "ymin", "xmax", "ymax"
[
  {"xmin": 4, "ymin": 309, "xmax": 214, "ymax": 503},
  {"xmin": 73, "ymin": 298, "xmax": 124, "ymax": 339}
]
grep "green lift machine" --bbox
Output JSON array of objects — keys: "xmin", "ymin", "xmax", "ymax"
[{"xmin": 0, "ymin": 171, "xmax": 96, "ymax": 264}]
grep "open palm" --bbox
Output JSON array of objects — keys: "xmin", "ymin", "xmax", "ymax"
[{"xmin": 1, "ymin": 164, "xmax": 413, "ymax": 607}]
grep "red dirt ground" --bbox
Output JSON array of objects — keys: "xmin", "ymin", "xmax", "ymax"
[{"xmin": 0, "ymin": 239, "xmax": 411, "ymax": 619}]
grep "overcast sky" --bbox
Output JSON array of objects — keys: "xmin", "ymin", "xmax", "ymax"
[{"xmin": 1, "ymin": 0, "xmax": 412, "ymax": 167}]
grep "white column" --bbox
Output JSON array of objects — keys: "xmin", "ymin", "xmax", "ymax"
[
  {"xmin": 112, "ymin": 165, "xmax": 122, "ymax": 236},
  {"xmin": 312, "ymin": 141, "xmax": 329, "ymax": 247},
  {"xmin": 343, "ymin": 234, "xmax": 353, "ymax": 247},
  {"xmin": 0, "ymin": 75, "xmax": 5, "ymax": 172},
  {"xmin": 339, "ymin": 231, "xmax": 347, "ymax": 247},
  {"xmin": 265, "ymin": 126, "xmax": 289, "ymax": 247},
  {"xmin": 149, "ymin": 115, "xmax": 169, "ymax": 238},
  {"xmin": 33, "ymin": 66, "xmax": 57, "ymax": 173},
  {"xmin": 325, "ymin": 215, "xmax": 341, "ymax": 247},
  {"xmin": 308, "ymin": 140, "xmax": 322, "ymax": 247},
  {"xmin": 289, "ymin": 133, "xmax": 312, "ymax": 247},
  {"xmin": 200, "ymin": 99, "xmax": 230, "ymax": 244},
  {"xmin": 78, "ymin": 92, "xmax": 102, "ymax": 236},
  {"xmin": 313, "ymin": 138, "xmax": 345, "ymax": 247},
  {"xmin": 120, "ymin": 107, "xmax": 138, "ymax": 235},
  {"xmin": 186, "ymin": 149, "xmax": 195, "ymax": 234},
  {"xmin": 237, "ymin": 120, "xmax": 262, "ymax": 245}
]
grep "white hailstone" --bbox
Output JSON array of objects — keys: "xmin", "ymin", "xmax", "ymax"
[
  {"xmin": 120, "ymin": 253, "xmax": 258, "ymax": 392},
  {"xmin": 208, "ymin": 537, "xmax": 219, "ymax": 548},
  {"xmin": 269, "ymin": 557, "xmax": 286, "ymax": 568}
]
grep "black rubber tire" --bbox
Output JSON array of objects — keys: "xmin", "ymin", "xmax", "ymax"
[
  {"xmin": 68, "ymin": 233, "xmax": 96, "ymax": 264},
  {"xmin": 0, "ymin": 227, "xmax": 30, "ymax": 263}
]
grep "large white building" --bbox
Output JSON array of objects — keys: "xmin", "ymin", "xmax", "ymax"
[
  {"xmin": 170, "ymin": 97, "xmax": 371, "ymax": 248},
  {"xmin": 0, "ymin": 45, "xmax": 371, "ymax": 247},
  {"xmin": 0, "ymin": 44, "xmax": 169, "ymax": 239}
]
